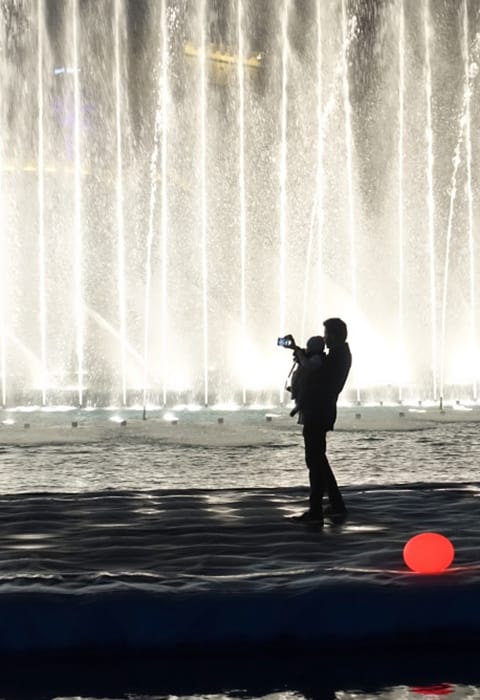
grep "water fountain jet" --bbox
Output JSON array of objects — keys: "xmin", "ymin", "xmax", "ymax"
[{"xmin": 0, "ymin": 2, "xmax": 478, "ymax": 407}]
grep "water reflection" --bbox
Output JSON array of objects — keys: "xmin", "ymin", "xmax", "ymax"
[{"xmin": 0, "ymin": 653, "xmax": 479, "ymax": 700}]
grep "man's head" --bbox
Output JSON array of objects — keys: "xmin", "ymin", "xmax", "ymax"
[
  {"xmin": 323, "ymin": 318, "xmax": 348, "ymax": 349},
  {"xmin": 306, "ymin": 335, "xmax": 325, "ymax": 356}
]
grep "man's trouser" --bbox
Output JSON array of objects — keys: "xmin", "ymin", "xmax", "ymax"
[{"xmin": 302, "ymin": 423, "xmax": 345, "ymax": 515}]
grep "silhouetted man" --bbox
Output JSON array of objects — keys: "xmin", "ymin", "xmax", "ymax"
[{"xmin": 292, "ymin": 317, "xmax": 352, "ymax": 525}]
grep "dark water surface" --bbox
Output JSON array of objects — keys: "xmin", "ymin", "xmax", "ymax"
[
  {"xmin": 0, "ymin": 418, "xmax": 478, "ymax": 492},
  {"xmin": 0, "ymin": 409, "xmax": 479, "ymax": 698},
  {"xmin": 1, "ymin": 650, "xmax": 480, "ymax": 699}
]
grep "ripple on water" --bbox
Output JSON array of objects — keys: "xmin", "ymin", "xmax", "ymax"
[{"xmin": 0, "ymin": 423, "xmax": 476, "ymax": 493}]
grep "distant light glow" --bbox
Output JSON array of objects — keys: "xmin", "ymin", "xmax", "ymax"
[
  {"xmin": 163, "ymin": 412, "xmax": 178, "ymax": 423},
  {"xmin": 171, "ymin": 403, "xmax": 203, "ymax": 412},
  {"xmin": 446, "ymin": 348, "xmax": 480, "ymax": 386},
  {"xmin": 40, "ymin": 406, "xmax": 76, "ymax": 413},
  {"xmin": 354, "ymin": 345, "xmax": 410, "ymax": 388},
  {"xmin": 2, "ymin": 419, "xmax": 14, "ymax": 425},
  {"xmin": 61, "ymin": 385, "xmax": 86, "ymax": 392},
  {"xmin": 54, "ymin": 66, "xmax": 80, "ymax": 75},
  {"xmin": 410, "ymin": 684, "xmax": 453, "ymax": 696},
  {"xmin": 230, "ymin": 335, "xmax": 281, "ymax": 391},
  {"xmin": 211, "ymin": 402, "xmax": 240, "ymax": 412},
  {"xmin": 461, "ymin": 399, "xmax": 478, "ymax": 407},
  {"xmin": 420, "ymin": 400, "xmax": 434, "ymax": 407},
  {"xmin": 7, "ymin": 406, "xmax": 39, "ymax": 413},
  {"xmin": 406, "ymin": 399, "xmax": 437, "ymax": 408},
  {"xmin": 166, "ymin": 371, "xmax": 191, "ymax": 392},
  {"xmin": 109, "ymin": 415, "xmax": 125, "ymax": 423}
]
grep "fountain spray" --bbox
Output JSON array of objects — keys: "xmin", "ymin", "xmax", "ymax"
[
  {"xmin": 278, "ymin": 0, "xmax": 290, "ymax": 404},
  {"xmin": 143, "ymin": 5, "xmax": 167, "ymax": 416},
  {"xmin": 397, "ymin": 0, "xmax": 405, "ymax": 403},
  {"xmin": 462, "ymin": 0, "xmax": 477, "ymax": 401},
  {"xmin": 160, "ymin": 0, "xmax": 169, "ymax": 409},
  {"xmin": 341, "ymin": 0, "xmax": 359, "ymax": 404},
  {"xmin": 114, "ymin": 0, "xmax": 127, "ymax": 407},
  {"xmin": 301, "ymin": 1, "xmax": 324, "ymax": 339},
  {"xmin": 72, "ymin": 0, "xmax": 84, "ymax": 408},
  {"xmin": 302, "ymin": 12, "xmax": 358, "ymax": 341},
  {"xmin": 423, "ymin": 0, "xmax": 437, "ymax": 402},
  {"xmin": 199, "ymin": 0, "xmax": 209, "ymax": 407},
  {"xmin": 237, "ymin": 0, "xmax": 247, "ymax": 406},
  {"xmin": 439, "ymin": 18, "xmax": 480, "ymax": 402},
  {"xmin": 37, "ymin": 0, "xmax": 47, "ymax": 407}
]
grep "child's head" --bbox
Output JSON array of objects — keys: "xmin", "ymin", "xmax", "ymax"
[{"xmin": 306, "ymin": 335, "xmax": 325, "ymax": 356}]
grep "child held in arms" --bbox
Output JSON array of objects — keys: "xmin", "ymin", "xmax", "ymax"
[{"xmin": 288, "ymin": 335, "xmax": 326, "ymax": 421}]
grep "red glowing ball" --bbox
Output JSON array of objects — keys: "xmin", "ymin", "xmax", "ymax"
[
  {"xmin": 403, "ymin": 532, "xmax": 455, "ymax": 574},
  {"xmin": 410, "ymin": 684, "xmax": 453, "ymax": 696}
]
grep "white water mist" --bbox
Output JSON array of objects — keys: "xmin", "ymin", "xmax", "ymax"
[
  {"xmin": 72, "ymin": 0, "xmax": 84, "ymax": 406},
  {"xmin": 114, "ymin": 0, "xmax": 127, "ymax": 406},
  {"xmin": 278, "ymin": 0, "xmax": 290, "ymax": 403}
]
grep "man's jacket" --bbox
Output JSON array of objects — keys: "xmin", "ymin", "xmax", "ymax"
[{"xmin": 296, "ymin": 343, "xmax": 352, "ymax": 430}]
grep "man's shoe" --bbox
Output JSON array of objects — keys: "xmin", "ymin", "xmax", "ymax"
[
  {"xmin": 292, "ymin": 510, "xmax": 324, "ymax": 525},
  {"xmin": 324, "ymin": 505, "xmax": 348, "ymax": 524}
]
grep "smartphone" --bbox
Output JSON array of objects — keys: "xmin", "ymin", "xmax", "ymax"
[{"xmin": 277, "ymin": 336, "xmax": 294, "ymax": 348}]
